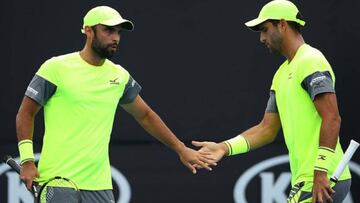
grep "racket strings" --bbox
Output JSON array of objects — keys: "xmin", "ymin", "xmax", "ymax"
[
  {"xmin": 287, "ymin": 181, "xmax": 304, "ymax": 203},
  {"xmin": 39, "ymin": 177, "xmax": 79, "ymax": 203}
]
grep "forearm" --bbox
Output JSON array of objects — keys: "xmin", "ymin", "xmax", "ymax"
[
  {"xmin": 136, "ymin": 109, "xmax": 185, "ymax": 153},
  {"xmin": 319, "ymin": 116, "xmax": 341, "ymax": 149},
  {"xmin": 224, "ymin": 123, "xmax": 278, "ymax": 156},
  {"xmin": 16, "ymin": 112, "xmax": 39, "ymax": 189},
  {"xmin": 224, "ymin": 113, "xmax": 280, "ymax": 156},
  {"xmin": 16, "ymin": 111, "xmax": 35, "ymax": 141},
  {"xmin": 16, "ymin": 105, "xmax": 38, "ymax": 165},
  {"xmin": 241, "ymin": 123, "xmax": 277, "ymax": 150}
]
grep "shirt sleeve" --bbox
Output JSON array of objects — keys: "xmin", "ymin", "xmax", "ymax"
[
  {"xmin": 265, "ymin": 90, "xmax": 278, "ymax": 113},
  {"xmin": 36, "ymin": 58, "xmax": 59, "ymax": 86},
  {"xmin": 119, "ymin": 76, "xmax": 142, "ymax": 104},
  {"xmin": 301, "ymin": 71, "xmax": 335, "ymax": 100},
  {"xmin": 25, "ymin": 74, "xmax": 57, "ymax": 105}
]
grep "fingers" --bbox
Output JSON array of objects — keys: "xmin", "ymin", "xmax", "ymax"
[
  {"xmin": 325, "ymin": 187, "xmax": 334, "ymax": 203},
  {"xmin": 312, "ymin": 194, "xmax": 316, "ymax": 203},
  {"xmin": 193, "ymin": 164, "xmax": 201, "ymax": 169},
  {"xmin": 20, "ymin": 175, "xmax": 34, "ymax": 191},
  {"xmin": 197, "ymin": 161, "xmax": 213, "ymax": 171},
  {"xmin": 185, "ymin": 162, "xmax": 197, "ymax": 174},
  {"xmin": 188, "ymin": 155, "xmax": 214, "ymax": 171},
  {"xmin": 180, "ymin": 146, "xmax": 219, "ymax": 173},
  {"xmin": 198, "ymin": 150, "xmax": 212, "ymax": 156},
  {"xmin": 312, "ymin": 188, "xmax": 334, "ymax": 203},
  {"xmin": 328, "ymin": 187, "xmax": 335, "ymax": 196},
  {"xmin": 192, "ymin": 141, "xmax": 205, "ymax": 147},
  {"xmin": 20, "ymin": 162, "xmax": 39, "ymax": 192},
  {"xmin": 198, "ymin": 156, "xmax": 217, "ymax": 166}
]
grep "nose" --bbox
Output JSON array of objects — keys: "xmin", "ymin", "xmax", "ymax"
[
  {"xmin": 111, "ymin": 32, "xmax": 120, "ymax": 44},
  {"xmin": 260, "ymin": 32, "xmax": 265, "ymax": 43}
]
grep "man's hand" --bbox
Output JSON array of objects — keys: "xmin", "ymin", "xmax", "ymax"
[
  {"xmin": 177, "ymin": 145, "xmax": 217, "ymax": 174},
  {"xmin": 192, "ymin": 141, "xmax": 228, "ymax": 165},
  {"xmin": 312, "ymin": 170, "xmax": 334, "ymax": 203},
  {"xmin": 20, "ymin": 161, "xmax": 39, "ymax": 191}
]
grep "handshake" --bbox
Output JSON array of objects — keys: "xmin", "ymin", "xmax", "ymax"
[{"xmin": 176, "ymin": 140, "xmax": 229, "ymax": 174}]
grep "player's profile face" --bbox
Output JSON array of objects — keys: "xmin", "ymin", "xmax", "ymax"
[
  {"xmin": 259, "ymin": 21, "xmax": 282, "ymax": 53},
  {"xmin": 90, "ymin": 25, "xmax": 121, "ymax": 59}
]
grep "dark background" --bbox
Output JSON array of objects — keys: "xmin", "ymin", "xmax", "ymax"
[{"xmin": 1, "ymin": 0, "xmax": 359, "ymax": 202}]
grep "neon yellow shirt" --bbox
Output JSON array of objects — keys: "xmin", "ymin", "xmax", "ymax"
[
  {"xmin": 35, "ymin": 52, "xmax": 131, "ymax": 190},
  {"xmin": 270, "ymin": 44, "xmax": 351, "ymax": 188}
]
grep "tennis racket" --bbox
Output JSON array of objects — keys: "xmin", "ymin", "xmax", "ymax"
[
  {"xmin": 288, "ymin": 139, "xmax": 359, "ymax": 202},
  {"xmin": 3, "ymin": 155, "xmax": 81, "ymax": 203},
  {"xmin": 4, "ymin": 155, "xmax": 39, "ymax": 198},
  {"xmin": 330, "ymin": 139, "xmax": 359, "ymax": 183}
]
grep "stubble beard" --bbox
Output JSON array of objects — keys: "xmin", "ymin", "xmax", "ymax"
[
  {"xmin": 91, "ymin": 33, "xmax": 116, "ymax": 59},
  {"xmin": 268, "ymin": 33, "xmax": 282, "ymax": 54}
]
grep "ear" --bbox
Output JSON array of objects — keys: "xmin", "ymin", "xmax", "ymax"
[
  {"xmin": 278, "ymin": 19, "xmax": 288, "ymax": 33},
  {"xmin": 83, "ymin": 26, "xmax": 94, "ymax": 36}
]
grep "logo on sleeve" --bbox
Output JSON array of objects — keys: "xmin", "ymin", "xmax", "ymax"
[
  {"xmin": 26, "ymin": 87, "xmax": 39, "ymax": 95},
  {"xmin": 310, "ymin": 76, "xmax": 326, "ymax": 86},
  {"xmin": 131, "ymin": 80, "xmax": 136, "ymax": 87}
]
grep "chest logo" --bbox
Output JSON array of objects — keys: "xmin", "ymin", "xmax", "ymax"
[
  {"xmin": 110, "ymin": 78, "xmax": 120, "ymax": 85},
  {"xmin": 288, "ymin": 72, "xmax": 293, "ymax": 79}
]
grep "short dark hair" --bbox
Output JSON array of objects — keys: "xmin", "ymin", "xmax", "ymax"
[{"xmin": 268, "ymin": 19, "xmax": 302, "ymax": 33}]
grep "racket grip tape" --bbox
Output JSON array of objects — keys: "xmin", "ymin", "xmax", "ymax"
[{"xmin": 330, "ymin": 140, "xmax": 359, "ymax": 182}]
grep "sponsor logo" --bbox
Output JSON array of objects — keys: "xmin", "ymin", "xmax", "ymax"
[
  {"xmin": 110, "ymin": 78, "xmax": 120, "ymax": 85},
  {"xmin": 310, "ymin": 76, "xmax": 326, "ymax": 86},
  {"xmin": 26, "ymin": 87, "xmax": 38, "ymax": 95},
  {"xmin": 131, "ymin": 80, "xmax": 136, "ymax": 87},
  {"xmin": 288, "ymin": 73, "xmax": 293, "ymax": 79},
  {"xmin": 318, "ymin": 155, "xmax": 326, "ymax": 160},
  {"xmin": 233, "ymin": 155, "xmax": 360, "ymax": 203},
  {"xmin": 0, "ymin": 154, "xmax": 132, "ymax": 203}
]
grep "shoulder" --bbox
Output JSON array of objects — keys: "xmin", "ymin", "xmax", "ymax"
[
  {"xmin": 297, "ymin": 44, "xmax": 332, "ymax": 76},
  {"xmin": 297, "ymin": 44, "xmax": 328, "ymax": 65},
  {"xmin": 42, "ymin": 52, "xmax": 79, "ymax": 67},
  {"xmin": 105, "ymin": 60, "xmax": 130, "ymax": 75},
  {"xmin": 104, "ymin": 60, "xmax": 131, "ymax": 84}
]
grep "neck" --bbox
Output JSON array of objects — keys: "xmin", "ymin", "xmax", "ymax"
[
  {"xmin": 282, "ymin": 33, "xmax": 305, "ymax": 62},
  {"xmin": 79, "ymin": 44, "xmax": 105, "ymax": 66}
]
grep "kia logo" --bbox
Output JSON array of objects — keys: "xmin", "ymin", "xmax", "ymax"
[{"xmin": 234, "ymin": 155, "xmax": 360, "ymax": 203}]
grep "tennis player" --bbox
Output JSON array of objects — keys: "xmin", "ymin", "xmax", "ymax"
[
  {"xmin": 16, "ymin": 5, "xmax": 215, "ymax": 202},
  {"xmin": 193, "ymin": 1, "xmax": 351, "ymax": 202}
]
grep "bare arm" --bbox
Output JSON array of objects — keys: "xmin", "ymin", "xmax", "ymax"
[
  {"xmin": 314, "ymin": 93, "xmax": 341, "ymax": 149},
  {"xmin": 312, "ymin": 92, "xmax": 340, "ymax": 203},
  {"xmin": 121, "ymin": 95, "xmax": 185, "ymax": 151},
  {"xmin": 16, "ymin": 96, "xmax": 41, "ymax": 190},
  {"xmin": 121, "ymin": 95, "xmax": 215, "ymax": 173},
  {"xmin": 241, "ymin": 112, "xmax": 281, "ymax": 151},
  {"xmin": 16, "ymin": 97, "xmax": 41, "ymax": 141},
  {"xmin": 192, "ymin": 112, "xmax": 281, "ymax": 162}
]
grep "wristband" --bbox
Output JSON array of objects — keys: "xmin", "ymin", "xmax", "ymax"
[
  {"xmin": 18, "ymin": 139, "xmax": 35, "ymax": 165},
  {"xmin": 314, "ymin": 146, "xmax": 335, "ymax": 173},
  {"xmin": 224, "ymin": 135, "xmax": 250, "ymax": 156}
]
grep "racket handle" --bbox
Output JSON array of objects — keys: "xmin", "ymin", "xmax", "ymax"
[
  {"xmin": 3, "ymin": 155, "xmax": 39, "ymax": 198},
  {"xmin": 330, "ymin": 140, "xmax": 359, "ymax": 182},
  {"xmin": 4, "ymin": 155, "xmax": 21, "ymax": 173}
]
